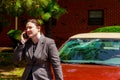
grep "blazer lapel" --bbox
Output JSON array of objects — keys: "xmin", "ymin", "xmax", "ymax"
[
  {"xmin": 33, "ymin": 35, "xmax": 45, "ymax": 58},
  {"xmin": 26, "ymin": 39, "xmax": 34, "ymax": 59},
  {"xmin": 28, "ymin": 45, "xmax": 34, "ymax": 59}
]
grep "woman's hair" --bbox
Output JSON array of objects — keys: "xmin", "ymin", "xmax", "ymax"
[
  {"xmin": 26, "ymin": 19, "xmax": 44, "ymax": 33},
  {"xmin": 27, "ymin": 19, "xmax": 41, "ymax": 27}
]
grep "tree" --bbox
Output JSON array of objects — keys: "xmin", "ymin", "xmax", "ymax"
[
  {"xmin": 0, "ymin": 0, "xmax": 10, "ymax": 32},
  {"xmin": 4, "ymin": 0, "xmax": 24, "ymax": 30},
  {"xmin": 3, "ymin": 0, "xmax": 66, "ymax": 38}
]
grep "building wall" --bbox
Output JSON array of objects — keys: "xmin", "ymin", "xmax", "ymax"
[
  {"xmin": 0, "ymin": 0, "xmax": 120, "ymax": 47},
  {"xmin": 0, "ymin": 16, "xmax": 15, "ymax": 47},
  {"xmin": 0, "ymin": 16, "xmax": 26, "ymax": 47},
  {"xmin": 53, "ymin": 0, "xmax": 120, "ymax": 47}
]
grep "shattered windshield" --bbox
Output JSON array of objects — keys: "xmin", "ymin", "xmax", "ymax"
[{"xmin": 59, "ymin": 38, "xmax": 120, "ymax": 66}]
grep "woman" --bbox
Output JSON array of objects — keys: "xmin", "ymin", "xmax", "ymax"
[{"xmin": 13, "ymin": 19, "xmax": 63, "ymax": 80}]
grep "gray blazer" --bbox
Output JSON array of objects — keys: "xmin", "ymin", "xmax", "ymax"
[{"xmin": 13, "ymin": 35, "xmax": 63, "ymax": 80}]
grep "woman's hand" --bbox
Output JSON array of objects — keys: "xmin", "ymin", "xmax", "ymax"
[{"xmin": 21, "ymin": 31, "xmax": 29, "ymax": 44}]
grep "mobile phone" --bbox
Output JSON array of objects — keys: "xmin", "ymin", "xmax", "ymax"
[{"xmin": 23, "ymin": 33, "xmax": 28, "ymax": 39}]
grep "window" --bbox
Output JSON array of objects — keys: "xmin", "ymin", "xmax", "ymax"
[
  {"xmin": 88, "ymin": 10, "xmax": 104, "ymax": 25},
  {"xmin": 59, "ymin": 38, "xmax": 120, "ymax": 65}
]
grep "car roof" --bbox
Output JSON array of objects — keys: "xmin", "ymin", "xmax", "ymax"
[{"xmin": 70, "ymin": 33, "xmax": 120, "ymax": 39}]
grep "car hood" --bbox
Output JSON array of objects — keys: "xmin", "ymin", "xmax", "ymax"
[{"xmin": 62, "ymin": 63, "xmax": 120, "ymax": 80}]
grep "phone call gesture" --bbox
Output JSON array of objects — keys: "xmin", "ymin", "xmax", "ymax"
[{"xmin": 21, "ymin": 31, "xmax": 29, "ymax": 44}]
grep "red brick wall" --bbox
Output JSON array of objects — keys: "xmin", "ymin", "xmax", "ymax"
[
  {"xmin": 0, "ymin": 16, "xmax": 26, "ymax": 47},
  {"xmin": 1, "ymin": 0, "xmax": 120, "ymax": 47},
  {"xmin": 52, "ymin": 0, "xmax": 120, "ymax": 47},
  {"xmin": 1, "ymin": 16, "xmax": 15, "ymax": 47}
]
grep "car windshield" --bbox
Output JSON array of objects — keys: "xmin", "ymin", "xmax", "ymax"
[{"xmin": 59, "ymin": 38, "xmax": 120, "ymax": 66}]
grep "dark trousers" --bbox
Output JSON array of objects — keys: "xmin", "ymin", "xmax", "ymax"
[{"xmin": 26, "ymin": 70, "xmax": 33, "ymax": 80}]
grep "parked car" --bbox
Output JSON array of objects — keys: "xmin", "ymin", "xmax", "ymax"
[{"xmin": 59, "ymin": 33, "xmax": 120, "ymax": 80}]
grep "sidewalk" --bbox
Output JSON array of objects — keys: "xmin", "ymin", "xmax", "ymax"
[{"xmin": 0, "ymin": 47, "xmax": 13, "ymax": 52}]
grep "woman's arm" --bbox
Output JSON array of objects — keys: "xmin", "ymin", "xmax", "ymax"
[
  {"xmin": 48, "ymin": 39, "xmax": 63, "ymax": 80},
  {"xmin": 13, "ymin": 31, "xmax": 28, "ymax": 63},
  {"xmin": 13, "ymin": 43, "xmax": 25, "ymax": 63}
]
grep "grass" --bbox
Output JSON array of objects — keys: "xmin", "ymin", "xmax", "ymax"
[
  {"xmin": 11, "ymin": 68, "xmax": 24, "ymax": 77},
  {"xmin": 0, "ymin": 66, "xmax": 24, "ymax": 79}
]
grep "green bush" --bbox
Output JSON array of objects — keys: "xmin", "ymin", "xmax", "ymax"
[
  {"xmin": 7, "ymin": 29, "xmax": 22, "ymax": 41},
  {"xmin": 0, "ymin": 50, "xmax": 25, "ymax": 79},
  {"xmin": 0, "ymin": 51, "xmax": 26, "ymax": 67},
  {"xmin": 0, "ymin": 52, "xmax": 14, "ymax": 66},
  {"xmin": 91, "ymin": 26, "xmax": 120, "ymax": 32},
  {"xmin": 7, "ymin": 29, "xmax": 22, "ymax": 48}
]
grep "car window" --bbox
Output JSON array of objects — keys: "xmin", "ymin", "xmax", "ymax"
[{"xmin": 59, "ymin": 38, "xmax": 120, "ymax": 65}]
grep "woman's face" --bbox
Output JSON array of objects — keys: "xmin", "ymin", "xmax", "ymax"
[{"xmin": 26, "ymin": 22, "xmax": 40, "ymax": 38}]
